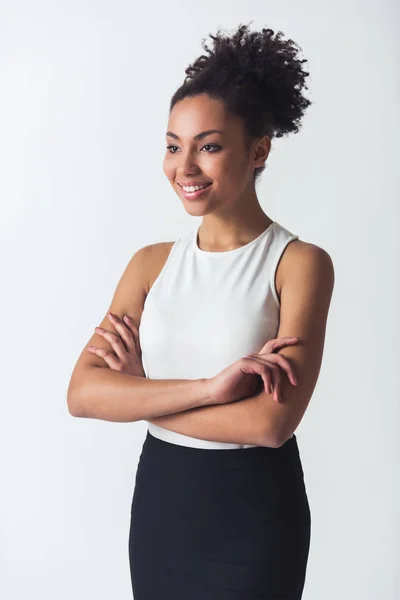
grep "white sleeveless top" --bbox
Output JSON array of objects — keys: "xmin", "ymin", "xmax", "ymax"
[{"xmin": 139, "ymin": 220, "xmax": 299, "ymax": 449}]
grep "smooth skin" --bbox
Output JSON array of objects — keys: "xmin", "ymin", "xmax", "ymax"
[
  {"xmin": 89, "ymin": 312, "xmax": 300, "ymax": 402},
  {"xmin": 82, "ymin": 93, "xmax": 334, "ymax": 446},
  {"xmin": 153, "ymin": 93, "xmax": 334, "ymax": 445},
  {"xmin": 164, "ymin": 94, "xmax": 274, "ymax": 250}
]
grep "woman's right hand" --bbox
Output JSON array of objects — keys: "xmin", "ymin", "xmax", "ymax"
[{"xmin": 207, "ymin": 336, "xmax": 300, "ymax": 405}]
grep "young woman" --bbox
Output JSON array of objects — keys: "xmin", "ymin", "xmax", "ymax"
[{"xmin": 68, "ymin": 22, "xmax": 334, "ymax": 599}]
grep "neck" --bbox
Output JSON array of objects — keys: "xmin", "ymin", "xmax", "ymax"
[{"xmin": 198, "ymin": 193, "xmax": 272, "ymax": 251}]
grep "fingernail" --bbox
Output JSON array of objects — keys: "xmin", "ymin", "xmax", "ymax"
[{"xmin": 123, "ymin": 315, "xmax": 131, "ymax": 322}]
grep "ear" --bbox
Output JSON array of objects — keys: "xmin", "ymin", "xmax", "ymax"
[{"xmin": 253, "ymin": 134, "xmax": 271, "ymax": 168}]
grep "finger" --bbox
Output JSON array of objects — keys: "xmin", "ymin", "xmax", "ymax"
[
  {"xmin": 271, "ymin": 353, "xmax": 298, "ymax": 385},
  {"xmin": 94, "ymin": 328, "xmax": 128, "ymax": 361},
  {"xmin": 87, "ymin": 346, "xmax": 121, "ymax": 370},
  {"xmin": 251, "ymin": 358, "xmax": 282, "ymax": 402},
  {"xmin": 122, "ymin": 314, "xmax": 142, "ymax": 354},
  {"xmin": 243, "ymin": 357, "xmax": 273, "ymax": 396},
  {"xmin": 266, "ymin": 362, "xmax": 282, "ymax": 402},
  {"xmin": 260, "ymin": 365, "xmax": 273, "ymax": 395},
  {"xmin": 106, "ymin": 313, "xmax": 136, "ymax": 352},
  {"xmin": 267, "ymin": 354, "xmax": 298, "ymax": 386},
  {"xmin": 258, "ymin": 336, "xmax": 300, "ymax": 355},
  {"xmin": 249, "ymin": 352, "xmax": 298, "ymax": 386},
  {"xmin": 259, "ymin": 336, "xmax": 299, "ymax": 355}
]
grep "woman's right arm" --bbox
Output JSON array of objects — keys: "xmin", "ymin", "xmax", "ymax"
[
  {"xmin": 69, "ymin": 369, "xmax": 212, "ymax": 422},
  {"xmin": 67, "ymin": 244, "xmax": 213, "ymax": 423}
]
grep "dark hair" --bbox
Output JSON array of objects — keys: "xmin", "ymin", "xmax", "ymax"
[{"xmin": 169, "ymin": 22, "xmax": 312, "ymax": 183}]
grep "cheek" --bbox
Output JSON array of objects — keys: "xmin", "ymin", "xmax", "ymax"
[
  {"xmin": 208, "ymin": 153, "xmax": 234, "ymax": 180},
  {"xmin": 217, "ymin": 155, "xmax": 246, "ymax": 187},
  {"xmin": 162, "ymin": 156, "xmax": 173, "ymax": 179}
]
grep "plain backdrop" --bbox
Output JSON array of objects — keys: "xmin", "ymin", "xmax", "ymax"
[{"xmin": 0, "ymin": 1, "xmax": 398, "ymax": 598}]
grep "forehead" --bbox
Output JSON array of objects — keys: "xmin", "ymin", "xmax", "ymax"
[{"xmin": 167, "ymin": 95, "xmax": 242, "ymax": 138}]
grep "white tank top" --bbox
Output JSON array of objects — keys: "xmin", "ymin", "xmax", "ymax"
[{"xmin": 139, "ymin": 220, "xmax": 299, "ymax": 449}]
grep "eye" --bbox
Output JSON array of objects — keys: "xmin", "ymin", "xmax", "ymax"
[
  {"xmin": 201, "ymin": 144, "xmax": 221, "ymax": 153},
  {"xmin": 166, "ymin": 144, "xmax": 221, "ymax": 153}
]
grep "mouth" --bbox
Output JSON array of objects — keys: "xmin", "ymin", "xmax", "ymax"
[{"xmin": 177, "ymin": 181, "xmax": 213, "ymax": 200}]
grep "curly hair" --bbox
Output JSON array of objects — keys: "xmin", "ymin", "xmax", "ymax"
[{"xmin": 169, "ymin": 22, "xmax": 312, "ymax": 182}]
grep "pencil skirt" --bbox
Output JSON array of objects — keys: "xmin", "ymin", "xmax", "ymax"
[{"xmin": 128, "ymin": 431, "xmax": 311, "ymax": 599}]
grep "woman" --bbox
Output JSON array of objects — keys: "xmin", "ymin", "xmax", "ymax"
[{"xmin": 73, "ymin": 22, "xmax": 334, "ymax": 599}]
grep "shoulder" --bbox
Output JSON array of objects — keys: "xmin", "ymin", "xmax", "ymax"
[
  {"xmin": 278, "ymin": 238, "xmax": 335, "ymax": 299},
  {"xmin": 141, "ymin": 240, "xmax": 175, "ymax": 257},
  {"xmin": 145, "ymin": 240, "xmax": 176, "ymax": 257},
  {"xmin": 140, "ymin": 241, "xmax": 176, "ymax": 293}
]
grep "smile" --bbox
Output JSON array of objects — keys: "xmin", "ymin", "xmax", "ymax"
[{"xmin": 178, "ymin": 182, "xmax": 213, "ymax": 200}]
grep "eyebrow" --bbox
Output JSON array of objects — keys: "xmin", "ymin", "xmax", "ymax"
[{"xmin": 166, "ymin": 129, "xmax": 224, "ymax": 141}]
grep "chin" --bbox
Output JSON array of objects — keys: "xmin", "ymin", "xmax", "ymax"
[{"xmin": 182, "ymin": 204, "xmax": 208, "ymax": 215}]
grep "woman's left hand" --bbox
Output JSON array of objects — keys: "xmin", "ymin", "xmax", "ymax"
[{"xmin": 87, "ymin": 312, "xmax": 146, "ymax": 377}]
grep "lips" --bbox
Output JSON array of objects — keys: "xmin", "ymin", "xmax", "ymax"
[
  {"xmin": 178, "ymin": 181, "xmax": 213, "ymax": 200},
  {"xmin": 178, "ymin": 181, "xmax": 212, "ymax": 188}
]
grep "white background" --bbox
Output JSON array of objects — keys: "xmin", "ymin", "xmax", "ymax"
[{"xmin": 0, "ymin": 1, "xmax": 398, "ymax": 598}]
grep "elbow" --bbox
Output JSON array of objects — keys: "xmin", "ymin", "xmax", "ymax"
[
  {"xmin": 259, "ymin": 422, "xmax": 290, "ymax": 449},
  {"xmin": 67, "ymin": 383, "xmax": 87, "ymax": 418},
  {"xmin": 67, "ymin": 365, "xmax": 102, "ymax": 418},
  {"xmin": 274, "ymin": 434, "xmax": 293, "ymax": 448},
  {"xmin": 272, "ymin": 427, "xmax": 296, "ymax": 448},
  {"xmin": 258, "ymin": 427, "xmax": 282, "ymax": 449},
  {"xmin": 67, "ymin": 394, "xmax": 84, "ymax": 418},
  {"xmin": 259, "ymin": 434, "xmax": 282, "ymax": 449}
]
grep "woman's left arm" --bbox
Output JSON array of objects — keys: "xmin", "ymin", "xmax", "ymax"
[
  {"xmin": 90, "ymin": 242, "xmax": 334, "ymax": 446},
  {"xmin": 148, "ymin": 242, "xmax": 335, "ymax": 447},
  {"xmin": 147, "ymin": 385, "xmax": 273, "ymax": 446}
]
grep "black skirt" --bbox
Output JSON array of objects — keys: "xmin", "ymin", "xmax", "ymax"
[{"xmin": 129, "ymin": 430, "xmax": 311, "ymax": 600}]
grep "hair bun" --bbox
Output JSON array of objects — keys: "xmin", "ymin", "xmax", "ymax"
[{"xmin": 170, "ymin": 21, "xmax": 312, "ymax": 182}]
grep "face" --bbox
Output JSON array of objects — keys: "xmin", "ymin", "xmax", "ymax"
[{"xmin": 163, "ymin": 94, "xmax": 269, "ymax": 216}]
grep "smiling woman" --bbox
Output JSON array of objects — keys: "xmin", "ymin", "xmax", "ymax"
[
  {"xmin": 68, "ymin": 20, "xmax": 334, "ymax": 600},
  {"xmin": 127, "ymin": 21, "xmax": 326, "ymax": 600}
]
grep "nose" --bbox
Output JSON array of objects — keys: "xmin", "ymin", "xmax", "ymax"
[{"xmin": 175, "ymin": 149, "xmax": 202, "ymax": 176}]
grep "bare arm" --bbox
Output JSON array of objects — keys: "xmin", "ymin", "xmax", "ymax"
[
  {"xmin": 147, "ymin": 384, "xmax": 277, "ymax": 447},
  {"xmin": 67, "ymin": 244, "xmax": 212, "ymax": 422},
  {"xmin": 68, "ymin": 368, "xmax": 212, "ymax": 422},
  {"xmin": 147, "ymin": 243, "xmax": 334, "ymax": 447},
  {"xmin": 256, "ymin": 243, "xmax": 334, "ymax": 446}
]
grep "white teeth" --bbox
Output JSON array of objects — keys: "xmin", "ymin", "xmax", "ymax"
[{"xmin": 182, "ymin": 183, "xmax": 210, "ymax": 192}]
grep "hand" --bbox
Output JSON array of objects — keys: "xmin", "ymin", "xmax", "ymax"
[
  {"xmin": 207, "ymin": 336, "xmax": 300, "ymax": 405},
  {"xmin": 87, "ymin": 312, "xmax": 146, "ymax": 377}
]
